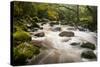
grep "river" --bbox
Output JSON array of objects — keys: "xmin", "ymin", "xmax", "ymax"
[{"xmin": 28, "ymin": 22, "xmax": 97, "ymax": 64}]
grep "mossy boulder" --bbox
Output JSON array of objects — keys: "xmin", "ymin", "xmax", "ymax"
[
  {"xmin": 13, "ymin": 43, "xmax": 40, "ymax": 65},
  {"xmin": 81, "ymin": 42, "xmax": 96, "ymax": 50},
  {"xmin": 81, "ymin": 51, "xmax": 97, "ymax": 59},
  {"xmin": 13, "ymin": 31, "xmax": 31, "ymax": 46},
  {"xmin": 59, "ymin": 31, "xmax": 74, "ymax": 37}
]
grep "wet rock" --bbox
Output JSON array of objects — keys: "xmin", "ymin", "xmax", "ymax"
[
  {"xmin": 41, "ymin": 18, "xmax": 50, "ymax": 22},
  {"xmin": 81, "ymin": 42, "xmax": 96, "ymax": 50},
  {"xmin": 41, "ymin": 22, "xmax": 47, "ymax": 25},
  {"xmin": 81, "ymin": 51, "xmax": 97, "ymax": 59},
  {"xmin": 39, "ymin": 27, "xmax": 43, "ymax": 30},
  {"xmin": 32, "ymin": 28, "xmax": 38, "ymax": 32},
  {"xmin": 59, "ymin": 31, "xmax": 74, "ymax": 37},
  {"xmin": 70, "ymin": 42, "xmax": 80, "ymax": 46},
  {"xmin": 78, "ymin": 28, "xmax": 86, "ymax": 31},
  {"xmin": 78, "ymin": 26, "xmax": 89, "ymax": 31},
  {"xmin": 67, "ymin": 28, "xmax": 76, "ymax": 30},
  {"xmin": 34, "ymin": 32, "xmax": 45, "ymax": 37},
  {"xmin": 52, "ymin": 27, "xmax": 61, "ymax": 31},
  {"xmin": 49, "ymin": 21, "xmax": 59, "ymax": 26},
  {"xmin": 49, "ymin": 23, "xmax": 54, "ymax": 27}
]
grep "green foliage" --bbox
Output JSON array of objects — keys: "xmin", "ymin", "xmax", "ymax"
[
  {"xmin": 14, "ymin": 2, "xmax": 37, "ymax": 17},
  {"xmin": 13, "ymin": 1, "xmax": 97, "ymax": 32},
  {"xmin": 13, "ymin": 43, "xmax": 40, "ymax": 65},
  {"xmin": 47, "ymin": 9, "xmax": 59, "ymax": 20},
  {"xmin": 79, "ymin": 6, "xmax": 97, "ymax": 31}
]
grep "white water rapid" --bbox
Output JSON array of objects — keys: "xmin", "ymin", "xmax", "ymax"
[{"xmin": 28, "ymin": 23, "xmax": 97, "ymax": 64}]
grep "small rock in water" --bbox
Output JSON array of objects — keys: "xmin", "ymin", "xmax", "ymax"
[
  {"xmin": 34, "ymin": 32, "xmax": 45, "ymax": 37},
  {"xmin": 52, "ymin": 27, "xmax": 61, "ymax": 31},
  {"xmin": 67, "ymin": 28, "xmax": 76, "ymax": 30},
  {"xmin": 39, "ymin": 27, "xmax": 43, "ymax": 30},
  {"xmin": 78, "ymin": 28, "xmax": 86, "ymax": 31},
  {"xmin": 78, "ymin": 26, "xmax": 88, "ymax": 31},
  {"xmin": 81, "ymin": 51, "xmax": 97, "ymax": 59},
  {"xmin": 32, "ymin": 28, "xmax": 38, "ymax": 32},
  {"xmin": 80, "ymin": 42, "xmax": 96, "ymax": 50},
  {"xmin": 70, "ymin": 42, "xmax": 80, "ymax": 46},
  {"xmin": 59, "ymin": 31, "xmax": 74, "ymax": 37},
  {"xmin": 41, "ymin": 22, "xmax": 47, "ymax": 25}
]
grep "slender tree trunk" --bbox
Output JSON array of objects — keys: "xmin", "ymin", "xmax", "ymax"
[
  {"xmin": 74, "ymin": 5, "xmax": 80, "ymax": 29},
  {"xmin": 77, "ymin": 5, "xmax": 80, "ymax": 24}
]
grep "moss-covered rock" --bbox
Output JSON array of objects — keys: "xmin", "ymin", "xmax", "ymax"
[
  {"xmin": 13, "ymin": 43, "xmax": 40, "ymax": 65},
  {"xmin": 13, "ymin": 31, "xmax": 31, "ymax": 46},
  {"xmin": 81, "ymin": 51, "xmax": 97, "ymax": 59},
  {"xmin": 81, "ymin": 42, "xmax": 96, "ymax": 50}
]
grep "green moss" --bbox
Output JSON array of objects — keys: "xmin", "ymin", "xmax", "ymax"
[
  {"xmin": 13, "ymin": 31, "xmax": 31, "ymax": 46},
  {"xmin": 13, "ymin": 43, "xmax": 40, "ymax": 65}
]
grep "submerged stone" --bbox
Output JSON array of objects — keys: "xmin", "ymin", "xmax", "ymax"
[{"xmin": 59, "ymin": 31, "xmax": 74, "ymax": 37}]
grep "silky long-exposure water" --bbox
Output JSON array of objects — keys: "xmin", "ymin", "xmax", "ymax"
[{"xmin": 28, "ymin": 23, "xmax": 97, "ymax": 64}]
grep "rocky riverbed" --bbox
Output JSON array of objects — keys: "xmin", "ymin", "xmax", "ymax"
[{"xmin": 27, "ymin": 23, "xmax": 97, "ymax": 64}]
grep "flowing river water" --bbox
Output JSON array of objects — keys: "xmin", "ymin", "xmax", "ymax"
[{"xmin": 28, "ymin": 22, "xmax": 97, "ymax": 64}]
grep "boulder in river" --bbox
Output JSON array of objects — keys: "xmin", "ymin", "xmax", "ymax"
[
  {"xmin": 32, "ymin": 28, "xmax": 38, "ymax": 32},
  {"xmin": 70, "ymin": 42, "xmax": 80, "ymax": 46},
  {"xmin": 34, "ymin": 32, "xmax": 45, "ymax": 37},
  {"xmin": 59, "ymin": 31, "xmax": 74, "ymax": 37},
  {"xmin": 41, "ymin": 22, "xmax": 47, "ymax": 26},
  {"xmin": 52, "ymin": 27, "xmax": 61, "ymax": 32},
  {"xmin": 39, "ymin": 27, "xmax": 43, "ymax": 30},
  {"xmin": 67, "ymin": 28, "xmax": 76, "ymax": 30},
  {"xmin": 81, "ymin": 51, "xmax": 97, "ymax": 59},
  {"xmin": 49, "ymin": 21, "xmax": 59, "ymax": 26},
  {"xmin": 80, "ymin": 42, "xmax": 96, "ymax": 50}
]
